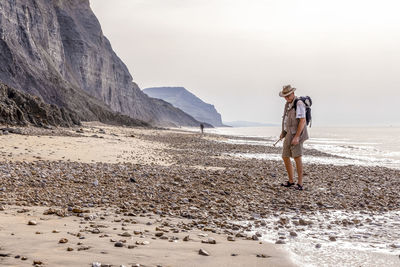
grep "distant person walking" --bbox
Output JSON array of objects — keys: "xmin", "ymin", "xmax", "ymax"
[
  {"xmin": 279, "ymin": 85, "xmax": 309, "ymax": 190},
  {"xmin": 200, "ymin": 123, "xmax": 204, "ymax": 134}
]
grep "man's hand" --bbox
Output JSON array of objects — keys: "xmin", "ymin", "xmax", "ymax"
[{"xmin": 291, "ymin": 136, "xmax": 300, "ymax": 145}]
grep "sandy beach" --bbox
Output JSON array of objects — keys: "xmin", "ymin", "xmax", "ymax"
[
  {"xmin": 0, "ymin": 123, "xmax": 295, "ymax": 267},
  {"xmin": 0, "ymin": 123, "xmax": 399, "ymax": 266}
]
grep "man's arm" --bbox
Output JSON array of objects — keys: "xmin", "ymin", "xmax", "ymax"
[{"xmin": 291, "ymin": 118, "xmax": 306, "ymax": 145}]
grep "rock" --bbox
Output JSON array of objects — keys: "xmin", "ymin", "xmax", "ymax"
[
  {"xmin": 92, "ymin": 263, "xmax": 102, "ymax": 267},
  {"xmin": 0, "ymin": 206, "xmax": 5, "ymax": 211},
  {"xmin": 199, "ymin": 249, "xmax": 210, "ymax": 256},
  {"xmin": 155, "ymin": 232, "xmax": 164, "ymax": 237},
  {"xmin": 329, "ymin": 236, "xmax": 337, "ymax": 242},
  {"xmin": 256, "ymin": 254, "xmax": 271, "ymax": 258},
  {"xmin": 91, "ymin": 228, "xmax": 101, "ymax": 234},
  {"xmin": 120, "ymin": 232, "xmax": 132, "ymax": 237},
  {"xmin": 59, "ymin": 238, "xmax": 68, "ymax": 244},
  {"xmin": 114, "ymin": 242, "xmax": 124, "ymax": 248},
  {"xmin": 129, "ymin": 177, "xmax": 137, "ymax": 183},
  {"xmin": 208, "ymin": 238, "xmax": 216, "ymax": 244},
  {"xmin": 183, "ymin": 235, "xmax": 190, "ymax": 241},
  {"xmin": 33, "ymin": 260, "xmax": 43, "ymax": 265},
  {"xmin": 28, "ymin": 220, "xmax": 37, "ymax": 226},
  {"xmin": 21, "ymin": 256, "xmax": 28, "ymax": 260},
  {"xmin": 67, "ymin": 247, "xmax": 74, "ymax": 251},
  {"xmin": 275, "ymin": 240, "xmax": 286, "ymax": 244},
  {"xmin": 227, "ymin": 236, "xmax": 235, "ymax": 241},
  {"xmin": 315, "ymin": 244, "xmax": 322, "ymax": 249},
  {"xmin": 252, "ymin": 235, "xmax": 259, "ymax": 241},
  {"xmin": 231, "ymin": 253, "xmax": 238, "ymax": 256},
  {"xmin": 290, "ymin": 231, "xmax": 298, "ymax": 237}
]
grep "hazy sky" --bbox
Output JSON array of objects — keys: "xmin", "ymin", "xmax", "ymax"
[{"xmin": 90, "ymin": 0, "xmax": 400, "ymax": 126}]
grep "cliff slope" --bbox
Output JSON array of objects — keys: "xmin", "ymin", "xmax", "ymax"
[
  {"xmin": 143, "ymin": 87, "xmax": 224, "ymax": 127},
  {"xmin": 0, "ymin": 0, "xmax": 200, "ymax": 127},
  {"xmin": 0, "ymin": 82, "xmax": 78, "ymax": 127}
]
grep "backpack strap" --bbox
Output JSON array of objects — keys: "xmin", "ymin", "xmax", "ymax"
[{"xmin": 293, "ymin": 97, "xmax": 301, "ymax": 111}]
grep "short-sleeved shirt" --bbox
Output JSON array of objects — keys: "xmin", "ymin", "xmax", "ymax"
[{"xmin": 284, "ymin": 99, "xmax": 306, "ymax": 131}]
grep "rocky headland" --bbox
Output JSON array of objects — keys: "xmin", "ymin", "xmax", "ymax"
[{"xmin": 143, "ymin": 87, "xmax": 225, "ymax": 127}]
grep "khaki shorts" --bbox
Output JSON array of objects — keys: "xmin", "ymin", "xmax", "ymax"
[{"xmin": 282, "ymin": 133, "xmax": 304, "ymax": 158}]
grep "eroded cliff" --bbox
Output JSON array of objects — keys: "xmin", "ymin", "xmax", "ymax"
[{"xmin": 0, "ymin": 0, "xmax": 201, "ymax": 127}]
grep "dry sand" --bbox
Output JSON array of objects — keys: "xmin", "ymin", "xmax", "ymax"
[
  {"xmin": 0, "ymin": 206, "xmax": 292, "ymax": 267},
  {"xmin": 0, "ymin": 122, "xmax": 172, "ymax": 165}
]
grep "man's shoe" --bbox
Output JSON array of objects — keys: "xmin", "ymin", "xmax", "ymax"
[
  {"xmin": 295, "ymin": 184, "xmax": 303, "ymax": 190},
  {"xmin": 281, "ymin": 181, "xmax": 295, "ymax": 187}
]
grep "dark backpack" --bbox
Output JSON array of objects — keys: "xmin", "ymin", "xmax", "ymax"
[{"xmin": 293, "ymin": 96, "xmax": 312, "ymax": 127}]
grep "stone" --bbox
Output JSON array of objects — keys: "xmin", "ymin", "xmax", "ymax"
[
  {"xmin": 67, "ymin": 247, "xmax": 74, "ymax": 251},
  {"xmin": 28, "ymin": 220, "xmax": 37, "ymax": 226},
  {"xmin": 114, "ymin": 242, "xmax": 124, "ymax": 248},
  {"xmin": 199, "ymin": 249, "xmax": 210, "ymax": 256},
  {"xmin": 59, "ymin": 238, "xmax": 68, "ymax": 244},
  {"xmin": 290, "ymin": 231, "xmax": 298, "ymax": 237},
  {"xmin": 329, "ymin": 236, "xmax": 337, "ymax": 242},
  {"xmin": 275, "ymin": 240, "xmax": 286, "ymax": 244},
  {"xmin": 256, "ymin": 254, "xmax": 271, "ymax": 258},
  {"xmin": 208, "ymin": 238, "xmax": 216, "ymax": 244},
  {"xmin": 183, "ymin": 235, "xmax": 190, "ymax": 241},
  {"xmin": 227, "ymin": 236, "xmax": 235, "ymax": 241},
  {"xmin": 120, "ymin": 232, "xmax": 132, "ymax": 237},
  {"xmin": 315, "ymin": 244, "xmax": 322, "ymax": 249}
]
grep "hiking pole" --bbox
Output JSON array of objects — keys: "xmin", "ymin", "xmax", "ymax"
[{"xmin": 273, "ymin": 138, "xmax": 282, "ymax": 147}]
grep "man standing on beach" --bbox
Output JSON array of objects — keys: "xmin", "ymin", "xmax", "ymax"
[{"xmin": 279, "ymin": 85, "xmax": 308, "ymax": 190}]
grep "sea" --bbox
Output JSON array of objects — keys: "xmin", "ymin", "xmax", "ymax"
[
  {"xmin": 181, "ymin": 126, "xmax": 400, "ymax": 266},
  {"xmin": 205, "ymin": 126, "xmax": 400, "ymax": 170}
]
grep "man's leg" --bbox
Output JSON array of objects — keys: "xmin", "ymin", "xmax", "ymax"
[
  {"xmin": 282, "ymin": 156, "xmax": 294, "ymax": 183},
  {"xmin": 294, "ymin": 156, "xmax": 303, "ymax": 186}
]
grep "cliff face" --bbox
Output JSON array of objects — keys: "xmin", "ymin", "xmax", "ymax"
[
  {"xmin": 143, "ymin": 87, "xmax": 225, "ymax": 127},
  {"xmin": 0, "ymin": 0, "xmax": 200, "ymax": 127}
]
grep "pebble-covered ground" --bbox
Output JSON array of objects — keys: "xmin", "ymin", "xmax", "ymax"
[
  {"xmin": 0, "ymin": 126, "xmax": 399, "ymax": 266},
  {"xmin": 1, "ymin": 126, "xmax": 400, "ymax": 226}
]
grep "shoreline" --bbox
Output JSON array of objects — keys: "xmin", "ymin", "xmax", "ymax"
[{"xmin": 0, "ymin": 123, "xmax": 399, "ymax": 266}]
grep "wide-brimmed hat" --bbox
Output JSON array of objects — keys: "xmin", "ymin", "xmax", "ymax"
[{"xmin": 279, "ymin": 85, "xmax": 296, "ymax": 97}]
